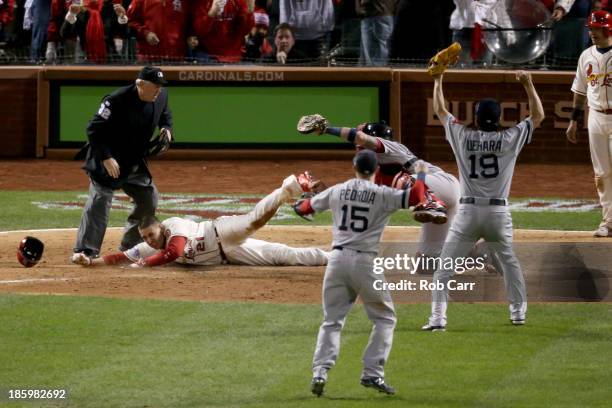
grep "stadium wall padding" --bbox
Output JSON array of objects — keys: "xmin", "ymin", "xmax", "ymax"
[{"xmin": 0, "ymin": 67, "xmax": 579, "ymax": 162}]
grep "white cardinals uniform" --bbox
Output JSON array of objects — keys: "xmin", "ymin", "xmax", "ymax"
[
  {"xmin": 572, "ymin": 45, "xmax": 612, "ymax": 232},
  {"xmin": 125, "ymin": 175, "xmax": 330, "ymax": 266}
]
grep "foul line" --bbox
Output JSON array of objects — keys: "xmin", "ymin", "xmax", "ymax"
[
  {"xmin": 0, "ymin": 225, "xmax": 594, "ymax": 235},
  {"xmin": 0, "ymin": 227, "xmax": 123, "ymax": 235},
  {"xmin": 0, "ymin": 277, "xmax": 78, "ymax": 284}
]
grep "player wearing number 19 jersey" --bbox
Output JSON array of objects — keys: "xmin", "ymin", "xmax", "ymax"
[{"xmin": 422, "ymin": 70, "xmax": 545, "ymax": 331}]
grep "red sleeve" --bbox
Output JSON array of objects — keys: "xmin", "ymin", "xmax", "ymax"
[
  {"xmin": 261, "ymin": 39, "xmax": 273, "ymax": 57},
  {"xmin": 375, "ymin": 138, "xmax": 385, "ymax": 153},
  {"xmin": 127, "ymin": 0, "xmax": 150, "ymax": 41},
  {"xmin": 103, "ymin": 252, "xmax": 130, "ymax": 265},
  {"xmin": 296, "ymin": 198, "xmax": 315, "ymax": 216},
  {"xmin": 234, "ymin": 0, "xmax": 255, "ymax": 37},
  {"xmin": 47, "ymin": 0, "xmax": 68, "ymax": 42},
  {"xmin": 195, "ymin": 0, "xmax": 216, "ymax": 38},
  {"xmin": 0, "ymin": 0, "xmax": 15, "ymax": 25},
  {"xmin": 142, "ymin": 236, "xmax": 187, "ymax": 267}
]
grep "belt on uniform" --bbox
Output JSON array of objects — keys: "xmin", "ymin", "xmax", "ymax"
[
  {"xmin": 213, "ymin": 226, "xmax": 228, "ymax": 263},
  {"xmin": 403, "ymin": 157, "xmax": 419, "ymax": 169},
  {"xmin": 460, "ymin": 197, "xmax": 507, "ymax": 206},
  {"xmin": 332, "ymin": 245, "xmax": 375, "ymax": 254},
  {"xmin": 595, "ymin": 108, "xmax": 612, "ymax": 114}
]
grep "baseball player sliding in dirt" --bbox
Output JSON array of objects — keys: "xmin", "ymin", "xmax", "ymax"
[
  {"xmin": 422, "ymin": 70, "xmax": 544, "ymax": 331},
  {"xmin": 298, "ymin": 116, "xmax": 457, "ymax": 258},
  {"xmin": 567, "ymin": 9, "xmax": 612, "ymax": 237},
  {"xmin": 293, "ymin": 149, "xmax": 446, "ymax": 397},
  {"xmin": 71, "ymin": 173, "xmax": 329, "ymax": 268}
]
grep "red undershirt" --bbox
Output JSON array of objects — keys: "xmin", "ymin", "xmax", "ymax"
[{"xmin": 103, "ymin": 236, "xmax": 188, "ymax": 267}]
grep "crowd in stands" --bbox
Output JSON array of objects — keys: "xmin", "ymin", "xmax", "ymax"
[{"xmin": 0, "ymin": 0, "xmax": 603, "ymax": 68}]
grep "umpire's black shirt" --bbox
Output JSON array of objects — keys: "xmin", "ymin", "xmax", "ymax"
[{"xmin": 80, "ymin": 83, "xmax": 172, "ymax": 189}]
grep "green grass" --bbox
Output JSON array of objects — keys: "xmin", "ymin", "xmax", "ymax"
[
  {"xmin": 0, "ymin": 294, "xmax": 610, "ymax": 407},
  {"xmin": 0, "ymin": 191, "xmax": 602, "ymax": 232}
]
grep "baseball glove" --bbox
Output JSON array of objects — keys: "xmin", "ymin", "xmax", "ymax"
[
  {"xmin": 146, "ymin": 128, "xmax": 171, "ymax": 157},
  {"xmin": 297, "ymin": 114, "xmax": 328, "ymax": 135},
  {"xmin": 309, "ymin": 180, "xmax": 327, "ymax": 195},
  {"xmin": 427, "ymin": 42, "xmax": 462, "ymax": 76}
]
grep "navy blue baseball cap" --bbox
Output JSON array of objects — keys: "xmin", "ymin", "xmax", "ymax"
[
  {"xmin": 353, "ymin": 150, "xmax": 378, "ymax": 175},
  {"xmin": 476, "ymin": 98, "xmax": 501, "ymax": 131},
  {"xmin": 138, "ymin": 66, "xmax": 167, "ymax": 85}
]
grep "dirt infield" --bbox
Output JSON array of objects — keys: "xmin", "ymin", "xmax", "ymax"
[
  {"xmin": 1, "ymin": 226, "xmax": 609, "ymax": 303},
  {"xmin": 0, "ymin": 159, "xmax": 600, "ymax": 197},
  {"xmin": 0, "ymin": 159, "xmax": 608, "ymax": 303}
]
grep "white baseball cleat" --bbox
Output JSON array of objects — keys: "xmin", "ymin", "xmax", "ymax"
[
  {"xmin": 593, "ymin": 224, "xmax": 612, "ymax": 237},
  {"xmin": 281, "ymin": 175, "xmax": 304, "ymax": 199},
  {"xmin": 511, "ymin": 319, "xmax": 526, "ymax": 326}
]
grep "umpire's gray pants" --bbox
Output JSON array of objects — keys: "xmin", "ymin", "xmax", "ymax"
[
  {"xmin": 74, "ymin": 171, "xmax": 158, "ymax": 256},
  {"xmin": 428, "ymin": 205, "xmax": 527, "ymax": 326},
  {"xmin": 312, "ymin": 248, "xmax": 396, "ymax": 380}
]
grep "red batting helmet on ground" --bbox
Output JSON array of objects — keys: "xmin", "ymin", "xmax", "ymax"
[
  {"xmin": 17, "ymin": 236, "xmax": 44, "ymax": 267},
  {"xmin": 586, "ymin": 10, "xmax": 612, "ymax": 35}
]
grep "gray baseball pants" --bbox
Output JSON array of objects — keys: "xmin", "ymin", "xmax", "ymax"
[
  {"xmin": 312, "ymin": 248, "xmax": 396, "ymax": 380},
  {"xmin": 74, "ymin": 170, "xmax": 158, "ymax": 256},
  {"xmin": 428, "ymin": 204, "xmax": 527, "ymax": 326}
]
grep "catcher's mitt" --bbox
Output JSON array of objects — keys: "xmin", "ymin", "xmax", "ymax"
[
  {"xmin": 146, "ymin": 129, "xmax": 171, "ymax": 157},
  {"xmin": 427, "ymin": 42, "xmax": 462, "ymax": 76},
  {"xmin": 297, "ymin": 114, "xmax": 328, "ymax": 135},
  {"xmin": 309, "ymin": 180, "xmax": 327, "ymax": 195}
]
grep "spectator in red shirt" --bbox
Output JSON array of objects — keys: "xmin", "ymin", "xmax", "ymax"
[
  {"xmin": 127, "ymin": 0, "xmax": 189, "ymax": 62},
  {"xmin": 190, "ymin": 0, "xmax": 255, "ymax": 63},
  {"xmin": 45, "ymin": 0, "xmax": 70, "ymax": 62},
  {"xmin": 59, "ymin": 0, "xmax": 129, "ymax": 63},
  {"xmin": 0, "ymin": 0, "xmax": 15, "ymax": 28}
]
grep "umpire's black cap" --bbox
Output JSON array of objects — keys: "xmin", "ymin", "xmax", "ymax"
[
  {"xmin": 476, "ymin": 98, "xmax": 501, "ymax": 131},
  {"xmin": 353, "ymin": 150, "xmax": 378, "ymax": 175},
  {"xmin": 138, "ymin": 66, "xmax": 168, "ymax": 85}
]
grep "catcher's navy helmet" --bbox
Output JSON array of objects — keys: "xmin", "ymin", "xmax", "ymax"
[
  {"xmin": 17, "ymin": 236, "xmax": 44, "ymax": 268},
  {"xmin": 475, "ymin": 99, "xmax": 501, "ymax": 131},
  {"xmin": 362, "ymin": 122, "xmax": 393, "ymax": 140}
]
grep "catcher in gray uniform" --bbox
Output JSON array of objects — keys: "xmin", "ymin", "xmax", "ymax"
[
  {"xmin": 294, "ymin": 149, "xmax": 445, "ymax": 397},
  {"xmin": 298, "ymin": 115, "xmax": 457, "ymax": 258},
  {"xmin": 422, "ymin": 70, "xmax": 545, "ymax": 331}
]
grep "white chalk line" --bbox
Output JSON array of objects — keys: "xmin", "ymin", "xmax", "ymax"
[
  {"xmin": 0, "ymin": 227, "xmax": 123, "ymax": 235},
  {"xmin": 0, "ymin": 225, "xmax": 594, "ymax": 236},
  {"xmin": 0, "ymin": 277, "xmax": 78, "ymax": 284},
  {"xmin": 0, "ymin": 272, "xmax": 163, "ymax": 285}
]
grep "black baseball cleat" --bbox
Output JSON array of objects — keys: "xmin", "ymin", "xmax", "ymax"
[
  {"xmin": 360, "ymin": 377, "xmax": 395, "ymax": 395},
  {"xmin": 413, "ymin": 191, "xmax": 448, "ymax": 224},
  {"xmin": 511, "ymin": 319, "xmax": 526, "ymax": 326},
  {"xmin": 422, "ymin": 323, "xmax": 446, "ymax": 332},
  {"xmin": 311, "ymin": 377, "xmax": 326, "ymax": 397}
]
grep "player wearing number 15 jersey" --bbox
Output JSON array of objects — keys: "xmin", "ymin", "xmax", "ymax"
[
  {"xmin": 293, "ymin": 150, "xmax": 445, "ymax": 397},
  {"xmin": 422, "ymin": 70, "xmax": 545, "ymax": 331}
]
